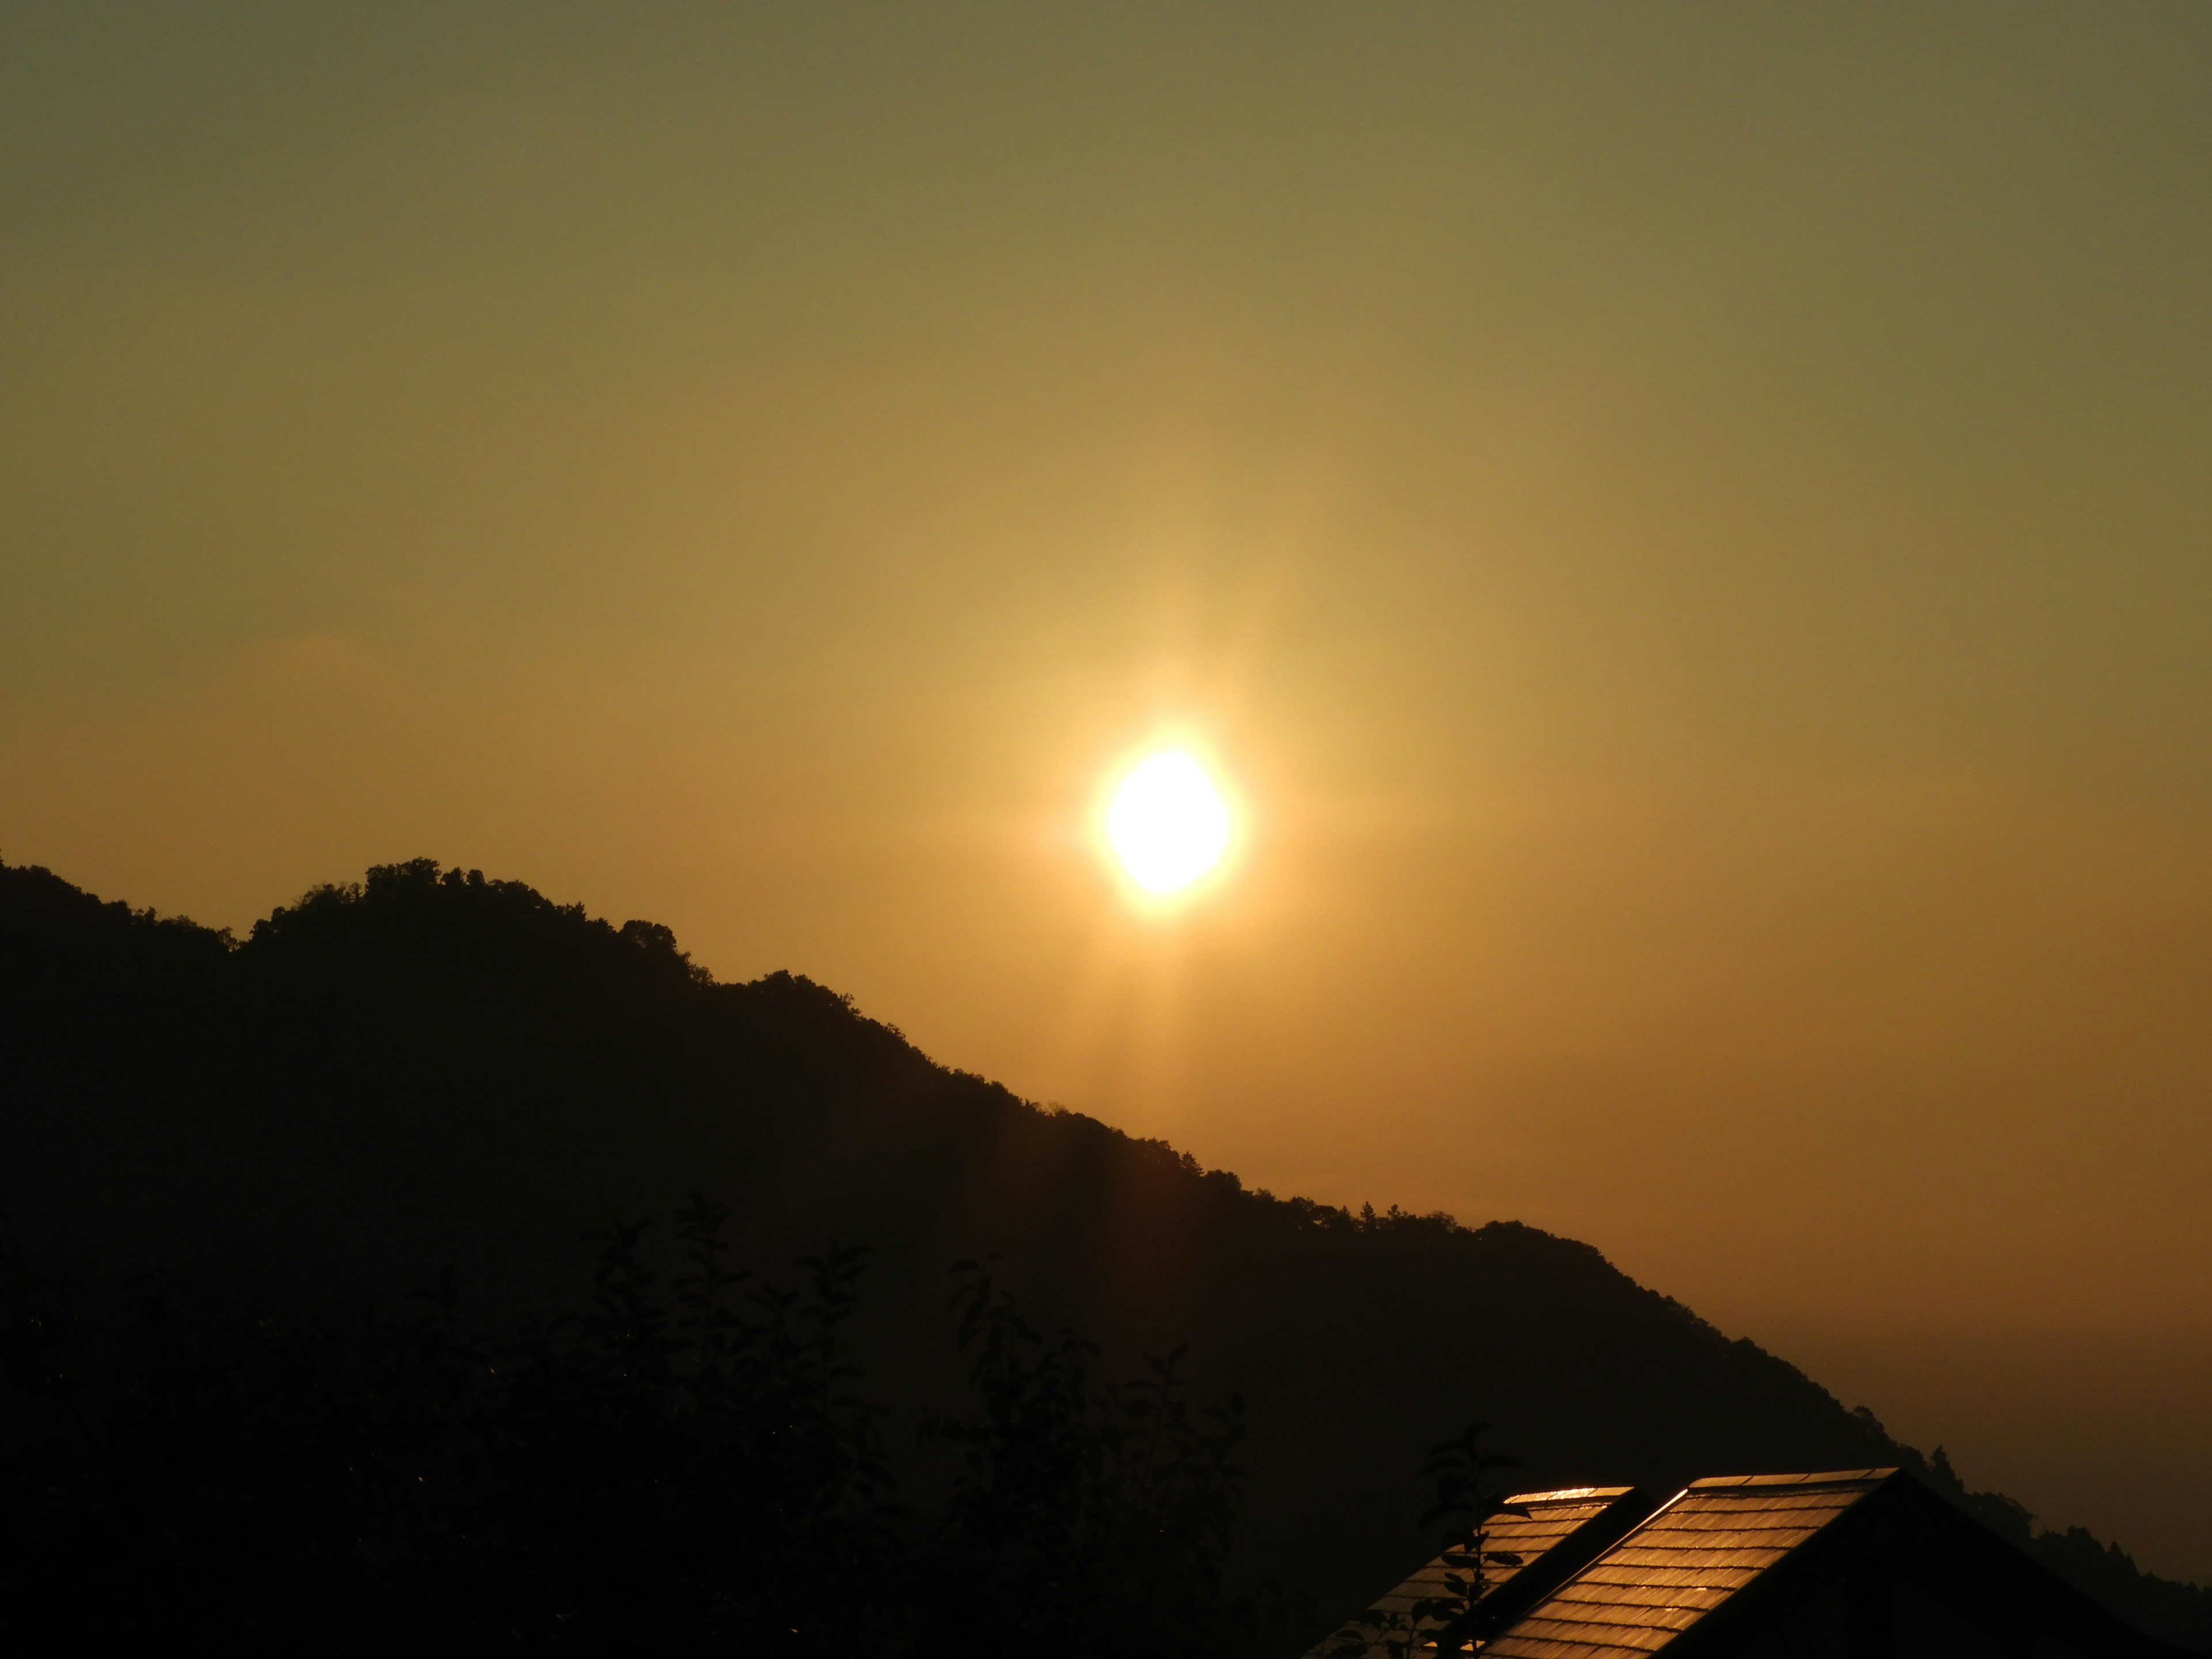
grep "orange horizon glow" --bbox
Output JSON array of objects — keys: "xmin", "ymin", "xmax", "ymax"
[{"xmin": 5, "ymin": 2, "xmax": 2211, "ymax": 1584}]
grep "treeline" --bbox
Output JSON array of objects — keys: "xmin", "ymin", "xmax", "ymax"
[
  {"xmin": 0, "ymin": 1199, "xmax": 1268, "ymax": 1654},
  {"xmin": 2, "ymin": 857, "xmax": 2208, "ymax": 1650}
]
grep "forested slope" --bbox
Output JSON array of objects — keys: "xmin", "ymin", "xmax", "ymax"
[{"xmin": 2, "ymin": 858, "xmax": 2205, "ymax": 1648}]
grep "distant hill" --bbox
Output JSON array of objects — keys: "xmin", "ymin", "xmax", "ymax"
[{"xmin": 3, "ymin": 857, "xmax": 2206, "ymax": 1650}]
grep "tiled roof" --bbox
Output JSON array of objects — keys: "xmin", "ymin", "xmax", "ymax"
[
  {"xmin": 1483, "ymin": 1470, "xmax": 1896, "ymax": 1659},
  {"xmin": 1310, "ymin": 1487, "xmax": 1637, "ymax": 1659}
]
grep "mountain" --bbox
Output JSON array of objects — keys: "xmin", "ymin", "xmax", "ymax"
[{"xmin": 3, "ymin": 856, "xmax": 2206, "ymax": 1649}]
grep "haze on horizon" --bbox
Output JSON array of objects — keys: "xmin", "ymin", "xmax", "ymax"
[{"xmin": 3, "ymin": 1, "xmax": 2209, "ymax": 1581}]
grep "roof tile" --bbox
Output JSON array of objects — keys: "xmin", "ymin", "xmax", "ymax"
[{"xmin": 1484, "ymin": 1471, "xmax": 1892, "ymax": 1658}]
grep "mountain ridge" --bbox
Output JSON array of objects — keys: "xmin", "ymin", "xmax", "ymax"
[{"xmin": 3, "ymin": 855, "xmax": 2206, "ymax": 1649}]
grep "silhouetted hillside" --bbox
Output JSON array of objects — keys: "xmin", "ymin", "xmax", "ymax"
[{"xmin": 3, "ymin": 858, "xmax": 2207, "ymax": 1649}]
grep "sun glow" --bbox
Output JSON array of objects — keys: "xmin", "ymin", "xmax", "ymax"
[{"xmin": 1106, "ymin": 750, "xmax": 1231, "ymax": 893}]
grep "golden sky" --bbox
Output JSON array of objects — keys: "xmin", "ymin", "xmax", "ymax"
[{"xmin": 3, "ymin": 3, "xmax": 2210, "ymax": 1576}]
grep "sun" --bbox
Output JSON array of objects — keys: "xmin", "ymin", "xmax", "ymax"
[{"xmin": 1106, "ymin": 750, "xmax": 1231, "ymax": 893}]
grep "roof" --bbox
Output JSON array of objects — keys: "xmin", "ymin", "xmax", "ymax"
[
  {"xmin": 1483, "ymin": 1470, "xmax": 1893, "ymax": 1658},
  {"xmin": 1310, "ymin": 1486, "xmax": 1643, "ymax": 1659},
  {"xmin": 1319, "ymin": 1466, "xmax": 2187, "ymax": 1658}
]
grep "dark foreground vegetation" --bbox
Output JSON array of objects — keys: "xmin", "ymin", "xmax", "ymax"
[
  {"xmin": 3, "ymin": 1200, "xmax": 1259, "ymax": 1652},
  {"xmin": 2, "ymin": 857, "xmax": 2207, "ymax": 1650}
]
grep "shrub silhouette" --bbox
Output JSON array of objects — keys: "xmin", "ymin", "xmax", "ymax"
[
  {"xmin": 1322, "ymin": 1423, "xmax": 1527, "ymax": 1659},
  {"xmin": 916, "ymin": 1260, "xmax": 1256, "ymax": 1655},
  {"xmin": 0, "ymin": 1205, "xmax": 1266, "ymax": 1654}
]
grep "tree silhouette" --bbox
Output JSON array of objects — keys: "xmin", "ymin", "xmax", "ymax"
[{"xmin": 4, "ymin": 857, "xmax": 2207, "ymax": 1652}]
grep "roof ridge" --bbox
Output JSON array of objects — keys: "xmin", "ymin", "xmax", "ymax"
[{"xmin": 1684, "ymin": 1467, "xmax": 1897, "ymax": 1490}]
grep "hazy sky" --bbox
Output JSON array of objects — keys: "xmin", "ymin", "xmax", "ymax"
[{"xmin": 5, "ymin": 2, "xmax": 2211, "ymax": 1577}]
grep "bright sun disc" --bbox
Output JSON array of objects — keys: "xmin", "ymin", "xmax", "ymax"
[{"xmin": 1107, "ymin": 751, "xmax": 1230, "ymax": 893}]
